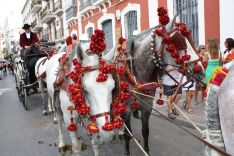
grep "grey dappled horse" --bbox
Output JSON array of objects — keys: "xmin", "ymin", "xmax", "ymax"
[{"xmin": 123, "ymin": 17, "xmax": 205, "ymax": 155}]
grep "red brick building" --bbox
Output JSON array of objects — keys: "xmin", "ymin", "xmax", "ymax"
[{"xmin": 66, "ymin": 0, "xmax": 234, "ymax": 52}]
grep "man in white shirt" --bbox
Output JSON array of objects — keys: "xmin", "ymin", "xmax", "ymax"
[{"xmin": 162, "ymin": 65, "xmax": 182, "ymax": 119}]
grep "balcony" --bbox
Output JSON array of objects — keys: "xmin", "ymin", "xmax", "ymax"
[
  {"xmin": 92, "ymin": 0, "xmax": 108, "ymax": 6},
  {"xmin": 31, "ymin": 20, "xmax": 43, "ymax": 32},
  {"xmin": 65, "ymin": 6, "xmax": 77, "ymax": 21},
  {"xmin": 31, "ymin": 0, "xmax": 42, "ymax": 13},
  {"xmin": 53, "ymin": 0, "xmax": 63, "ymax": 16},
  {"xmin": 79, "ymin": 0, "xmax": 93, "ymax": 14},
  {"xmin": 41, "ymin": 6, "xmax": 56, "ymax": 23}
]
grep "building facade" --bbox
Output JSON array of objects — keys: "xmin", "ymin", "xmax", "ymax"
[
  {"xmin": 0, "ymin": 27, "xmax": 5, "ymax": 58},
  {"xmin": 66, "ymin": 0, "xmax": 233, "ymax": 52},
  {"xmin": 21, "ymin": 0, "xmax": 66, "ymax": 47}
]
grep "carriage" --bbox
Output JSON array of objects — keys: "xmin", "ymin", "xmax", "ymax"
[{"xmin": 14, "ymin": 41, "xmax": 56, "ymax": 110}]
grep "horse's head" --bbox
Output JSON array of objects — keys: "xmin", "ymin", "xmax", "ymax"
[
  {"xmin": 155, "ymin": 16, "xmax": 205, "ymax": 81},
  {"xmin": 75, "ymin": 43, "xmax": 116, "ymax": 142}
]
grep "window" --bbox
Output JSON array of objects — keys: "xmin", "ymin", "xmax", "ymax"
[
  {"xmin": 87, "ymin": 27, "xmax": 93, "ymax": 39},
  {"xmin": 124, "ymin": 11, "xmax": 138, "ymax": 40},
  {"xmin": 175, "ymin": 0, "xmax": 199, "ymax": 47}
]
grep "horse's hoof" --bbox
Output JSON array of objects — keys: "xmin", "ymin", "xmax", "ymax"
[
  {"xmin": 42, "ymin": 111, "xmax": 48, "ymax": 116},
  {"xmin": 58, "ymin": 146, "xmax": 65, "ymax": 153},
  {"xmin": 124, "ymin": 152, "xmax": 130, "ymax": 156},
  {"xmin": 53, "ymin": 120, "xmax": 58, "ymax": 124}
]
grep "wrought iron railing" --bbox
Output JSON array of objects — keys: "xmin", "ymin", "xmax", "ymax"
[
  {"xmin": 54, "ymin": 0, "xmax": 62, "ymax": 12},
  {"xmin": 65, "ymin": 6, "xmax": 77, "ymax": 20},
  {"xmin": 31, "ymin": 0, "xmax": 42, "ymax": 9},
  {"xmin": 41, "ymin": 6, "xmax": 53, "ymax": 19},
  {"xmin": 79, "ymin": 0, "xmax": 92, "ymax": 11},
  {"xmin": 31, "ymin": 20, "xmax": 37, "ymax": 28}
]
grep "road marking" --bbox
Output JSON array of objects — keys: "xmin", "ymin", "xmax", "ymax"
[{"xmin": 0, "ymin": 88, "xmax": 12, "ymax": 96}]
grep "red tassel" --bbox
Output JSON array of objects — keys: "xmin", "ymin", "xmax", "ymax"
[{"xmin": 102, "ymin": 116, "xmax": 114, "ymax": 131}]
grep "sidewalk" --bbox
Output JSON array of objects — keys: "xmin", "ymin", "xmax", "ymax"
[{"xmin": 152, "ymin": 93, "xmax": 207, "ymax": 130}]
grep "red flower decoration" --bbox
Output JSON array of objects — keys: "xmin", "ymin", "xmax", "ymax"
[
  {"xmin": 112, "ymin": 118, "xmax": 124, "ymax": 129},
  {"xmin": 182, "ymin": 54, "xmax": 191, "ymax": 61},
  {"xmin": 119, "ymin": 37, "xmax": 126, "ymax": 45},
  {"xmin": 166, "ymin": 44, "xmax": 176, "ymax": 53},
  {"xmin": 102, "ymin": 116, "xmax": 114, "ymax": 131},
  {"xmin": 130, "ymin": 101, "xmax": 138, "ymax": 110},
  {"xmin": 193, "ymin": 64, "xmax": 202, "ymax": 73},
  {"xmin": 156, "ymin": 99, "xmax": 164, "ymax": 105},
  {"xmin": 66, "ymin": 36, "xmax": 72, "ymax": 46},
  {"xmin": 155, "ymin": 27, "xmax": 166, "ymax": 36},
  {"xmin": 176, "ymin": 57, "xmax": 184, "ymax": 64},
  {"xmin": 163, "ymin": 36, "xmax": 172, "ymax": 44},
  {"xmin": 67, "ymin": 123, "xmax": 77, "ymax": 131},
  {"xmin": 171, "ymin": 50, "xmax": 180, "ymax": 58}
]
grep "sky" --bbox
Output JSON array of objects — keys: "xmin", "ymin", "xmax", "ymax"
[{"xmin": 0, "ymin": 0, "xmax": 25, "ymax": 27}]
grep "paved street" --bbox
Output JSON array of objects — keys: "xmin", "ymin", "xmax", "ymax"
[{"xmin": 0, "ymin": 74, "xmax": 206, "ymax": 156}]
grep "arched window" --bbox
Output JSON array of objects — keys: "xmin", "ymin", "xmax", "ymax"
[
  {"xmin": 124, "ymin": 11, "xmax": 138, "ymax": 40},
  {"xmin": 175, "ymin": 0, "xmax": 199, "ymax": 47},
  {"xmin": 102, "ymin": 19, "xmax": 113, "ymax": 53},
  {"xmin": 87, "ymin": 27, "xmax": 93, "ymax": 39}
]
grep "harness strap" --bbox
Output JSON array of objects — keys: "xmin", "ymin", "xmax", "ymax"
[{"xmin": 91, "ymin": 111, "xmax": 112, "ymax": 119}]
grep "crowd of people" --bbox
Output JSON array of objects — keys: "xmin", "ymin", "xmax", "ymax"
[
  {"xmin": 0, "ymin": 63, "xmax": 10, "ymax": 79},
  {"xmin": 164, "ymin": 38, "xmax": 234, "ymax": 119}
]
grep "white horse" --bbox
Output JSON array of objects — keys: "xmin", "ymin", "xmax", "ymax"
[
  {"xmin": 35, "ymin": 44, "xmax": 69, "ymax": 121},
  {"xmin": 45, "ymin": 42, "xmax": 116, "ymax": 156}
]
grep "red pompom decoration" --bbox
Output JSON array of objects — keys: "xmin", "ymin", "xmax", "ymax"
[
  {"xmin": 119, "ymin": 37, "xmax": 126, "ymax": 45},
  {"xmin": 117, "ymin": 67, "xmax": 125, "ymax": 76},
  {"xmin": 112, "ymin": 118, "xmax": 124, "ymax": 129},
  {"xmin": 182, "ymin": 54, "xmax": 191, "ymax": 61},
  {"xmin": 163, "ymin": 36, "xmax": 172, "ymax": 44},
  {"xmin": 155, "ymin": 27, "xmax": 166, "ymax": 36},
  {"xmin": 193, "ymin": 64, "xmax": 202, "ymax": 73},
  {"xmin": 96, "ymin": 72, "xmax": 108, "ymax": 82},
  {"xmin": 86, "ymin": 122, "xmax": 99, "ymax": 134},
  {"xmin": 157, "ymin": 7, "xmax": 170, "ymax": 25},
  {"xmin": 171, "ymin": 50, "xmax": 180, "ymax": 58},
  {"xmin": 156, "ymin": 99, "xmax": 164, "ymax": 105},
  {"xmin": 166, "ymin": 44, "xmax": 176, "ymax": 53},
  {"xmin": 176, "ymin": 57, "xmax": 184, "ymax": 64},
  {"xmin": 102, "ymin": 116, "xmax": 114, "ymax": 131},
  {"xmin": 72, "ymin": 58, "xmax": 79, "ymax": 66},
  {"xmin": 120, "ymin": 81, "xmax": 129, "ymax": 90},
  {"xmin": 66, "ymin": 36, "xmax": 72, "ymax": 46},
  {"xmin": 130, "ymin": 101, "xmax": 138, "ymax": 110},
  {"xmin": 157, "ymin": 7, "xmax": 168, "ymax": 16},
  {"xmin": 90, "ymin": 29, "xmax": 106, "ymax": 55},
  {"xmin": 67, "ymin": 123, "xmax": 77, "ymax": 131}
]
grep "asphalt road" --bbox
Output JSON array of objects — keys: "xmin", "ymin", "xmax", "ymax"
[{"xmin": 0, "ymin": 74, "xmax": 206, "ymax": 156}]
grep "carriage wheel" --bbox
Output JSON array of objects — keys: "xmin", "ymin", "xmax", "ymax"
[
  {"xmin": 23, "ymin": 87, "xmax": 28, "ymax": 110},
  {"xmin": 18, "ymin": 81, "xmax": 24, "ymax": 102}
]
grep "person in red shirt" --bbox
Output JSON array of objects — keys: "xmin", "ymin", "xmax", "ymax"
[
  {"xmin": 20, "ymin": 24, "xmax": 40, "ymax": 53},
  {"xmin": 19, "ymin": 24, "xmax": 40, "ymax": 84}
]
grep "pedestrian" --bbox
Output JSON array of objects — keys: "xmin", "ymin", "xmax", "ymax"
[
  {"xmin": 0, "ymin": 64, "xmax": 3, "ymax": 80},
  {"xmin": 194, "ymin": 45, "xmax": 207, "ymax": 104},
  {"xmin": 162, "ymin": 65, "xmax": 182, "ymax": 119},
  {"xmin": 3, "ymin": 64, "xmax": 7, "ymax": 76},
  {"xmin": 182, "ymin": 76, "xmax": 195, "ymax": 114},
  {"xmin": 205, "ymin": 39, "xmax": 221, "ymax": 84},
  {"xmin": 222, "ymin": 38, "xmax": 234, "ymax": 64}
]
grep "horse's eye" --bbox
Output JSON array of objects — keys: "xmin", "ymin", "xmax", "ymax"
[{"xmin": 84, "ymin": 90, "xmax": 88, "ymax": 95}]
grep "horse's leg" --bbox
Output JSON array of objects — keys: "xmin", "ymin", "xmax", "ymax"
[
  {"xmin": 91, "ymin": 137, "xmax": 99, "ymax": 156},
  {"xmin": 123, "ymin": 112, "xmax": 132, "ymax": 156},
  {"xmin": 140, "ymin": 99, "xmax": 152, "ymax": 154},
  {"xmin": 54, "ymin": 92, "xmax": 65, "ymax": 152},
  {"xmin": 40, "ymin": 81, "xmax": 47, "ymax": 115},
  {"xmin": 47, "ymin": 95, "xmax": 53, "ymax": 113},
  {"xmin": 59, "ymin": 91, "xmax": 80, "ymax": 155},
  {"xmin": 52, "ymin": 96, "xmax": 58, "ymax": 124}
]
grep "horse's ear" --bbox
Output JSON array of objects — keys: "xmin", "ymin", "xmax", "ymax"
[
  {"xmin": 75, "ymin": 43, "xmax": 88, "ymax": 61},
  {"xmin": 166, "ymin": 15, "xmax": 177, "ymax": 31},
  {"xmin": 103, "ymin": 44, "xmax": 117, "ymax": 63}
]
